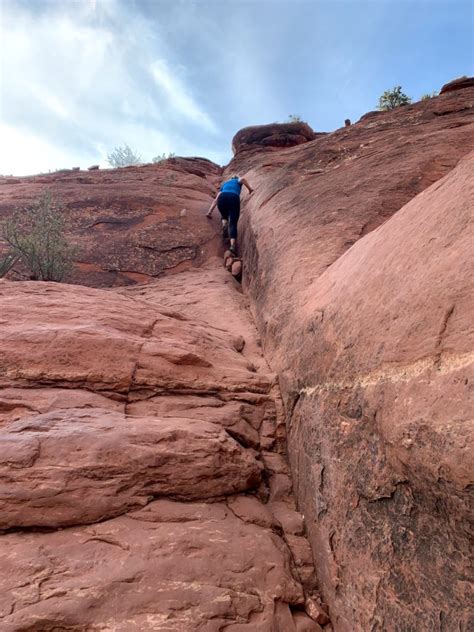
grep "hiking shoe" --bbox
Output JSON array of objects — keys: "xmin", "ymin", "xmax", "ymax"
[{"xmin": 229, "ymin": 244, "xmax": 237, "ymax": 255}]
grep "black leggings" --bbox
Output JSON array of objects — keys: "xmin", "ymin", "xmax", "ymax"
[{"xmin": 217, "ymin": 192, "xmax": 240, "ymax": 239}]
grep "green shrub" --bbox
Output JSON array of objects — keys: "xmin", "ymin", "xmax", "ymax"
[
  {"xmin": 0, "ymin": 252, "xmax": 19, "ymax": 278},
  {"xmin": 107, "ymin": 144, "xmax": 141, "ymax": 167},
  {"xmin": 377, "ymin": 86, "xmax": 412, "ymax": 110},
  {"xmin": 2, "ymin": 191, "xmax": 76, "ymax": 282}
]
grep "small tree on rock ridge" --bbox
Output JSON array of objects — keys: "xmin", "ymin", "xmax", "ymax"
[
  {"xmin": 107, "ymin": 144, "xmax": 142, "ymax": 167},
  {"xmin": 377, "ymin": 86, "xmax": 412, "ymax": 111}
]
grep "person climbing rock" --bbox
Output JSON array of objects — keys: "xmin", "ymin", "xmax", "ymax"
[{"xmin": 206, "ymin": 175, "xmax": 253, "ymax": 255}]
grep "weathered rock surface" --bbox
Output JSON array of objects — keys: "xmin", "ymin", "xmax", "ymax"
[
  {"xmin": 0, "ymin": 271, "xmax": 322, "ymax": 630},
  {"xmin": 1, "ymin": 500, "xmax": 305, "ymax": 631},
  {"xmin": 0, "ymin": 410, "xmax": 262, "ymax": 529},
  {"xmin": 0, "ymin": 157, "xmax": 222, "ymax": 287},
  {"xmin": 440, "ymin": 75, "xmax": 474, "ymax": 94},
  {"xmin": 232, "ymin": 88, "xmax": 474, "ymax": 630},
  {"xmin": 232, "ymin": 122, "xmax": 317, "ymax": 157}
]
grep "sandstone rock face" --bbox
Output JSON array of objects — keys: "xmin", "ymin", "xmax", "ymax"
[
  {"xmin": 1, "ymin": 410, "xmax": 262, "ymax": 529},
  {"xmin": 1, "ymin": 80, "xmax": 472, "ymax": 632},
  {"xmin": 0, "ymin": 158, "xmax": 222, "ymax": 287},
  {"xmin": 2, "ymin": 501, "xmax": 304, "ymax": 631},
  {"xmin": 232, "ymin": 89, "xmax": 474, "ymax": 630},
  {"xmin": 0, "ymin": 267, "xmax": 325, "ymax": 630}
]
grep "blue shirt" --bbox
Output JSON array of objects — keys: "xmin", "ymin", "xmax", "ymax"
[{"xmin": 220, "ymin": 178, "xmax": 242, "ymax": 197}]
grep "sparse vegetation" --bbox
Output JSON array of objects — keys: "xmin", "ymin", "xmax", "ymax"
[
  {"xmin": 152, "ymin": 152, "xmax": 176, "ymax": 163},
  {"xmin": 107, "ymin": 144, "xmax": 142, "ymax": 167},
  {"xmin": 0, "ymin": 252, "xmax": 19, "ymax": 278},
  {"xmin": 2, "ymin": 190, "xmax": 76, "ymax": 282},
  {"xmin": 377, "ymin": 86, "xmax": 412, "ymax": 111},
  {"xmin": 420, "ymin": 91, "xmax": 439, "ymax": 100},
  {"xmin": 287, "ymin": 114, "xmax": 303, "ymax": 123}
]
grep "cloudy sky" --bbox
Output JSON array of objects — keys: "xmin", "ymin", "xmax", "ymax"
[{"xmin": 0, "ymin": 0, "xmax": 472, "ymax": 175}]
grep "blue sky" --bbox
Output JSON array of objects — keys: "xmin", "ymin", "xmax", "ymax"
[{"xmin": 0, "ymin": 0, "xmax": 472, "ymax": 175}]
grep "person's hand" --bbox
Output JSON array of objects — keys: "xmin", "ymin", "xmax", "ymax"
[
  {"xmin": 248, "ymin": 188, "xmax": 254, "ymax": 195},
  {"xmin": 206, "ymin": 210, "xmax": 213, "ymax": 218}
]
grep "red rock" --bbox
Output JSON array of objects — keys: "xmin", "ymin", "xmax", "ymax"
[
  {"xmin": 231, "ymin": 259, "xmax": 243, "ymax": 277},
  {"xmin": 0, "ymin": 281, "xmax": 270, "ymax": 399},
  {"xmin": 293, "ymin": 611, "xmax": 324, "ymax": 631},
  {"xmin": 0, "ymin": 499, "xmax": 305, "ymax": 631},
  {"xmin": 0, "ymin": 263, "xmax": 321, "ymax": 627},
  {"xmin": 227, "ymin": 495, "xmax": 275, "ymax": 528},
  {"xmin": 269, "ymin": 501, "xmax": 305, "ymax": 535},
  {"xmin": 0, "ymin": 386, "xmax": 122, "ymax": 425},
  {"xmin": 232, "ymin": 122, "xmax": 316, "ymax": 156},
  {"xmin": 234, "ymin": 89, "xmax": 474, "ymax": 630},
  {"xmin": 3, "ymin": 77, "xmax": 469, "ymax": 632},
  {"xmin": 305, "ymin": 599, "xmax": 331, "ymax": 626},
  {"xmin": 88, "ymin": 164, "xmax": 99, "ymax": 170},
  {"xmin": 0, "ymin": 409, "xmax": 262, "ymax": 529},
  {"xmin": 440, "ymin": 75, "xmax": 474, "ymax": 94},
  {"xmin": 232, "ymin": 335, "xmax": 246, "ymax": 352},
  {"xmin": 0, "ymin": 158, "xmax": 222, "ymax": 287}
]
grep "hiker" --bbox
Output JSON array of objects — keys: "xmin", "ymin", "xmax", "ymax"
[{"xmin": 206, "ymin": 175, "xmax": 253, "ymax": 255}]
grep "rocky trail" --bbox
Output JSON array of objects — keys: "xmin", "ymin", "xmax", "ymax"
[{"xmin": 0, "ymin": 77, "xmax": 473, "ymax": 631}]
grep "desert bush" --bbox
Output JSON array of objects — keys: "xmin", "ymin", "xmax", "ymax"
[
  {"xmin": 420, "ymin": 91, "xmax": 439, "ymax": 100},
  {"xmin": 287, "ymin": 114, "xmax": 303, "ymax": 123},
  {"xmin": 107, "ymin": 144, "xmax": 142, "ymax": 167},
  {"xmin": 0, "ymin": 252, "xmax": 19, "ymax": 278},
  {"xmin": 152, "ymin": 152, "xmax": 176, "ymax": 163},
  {"xmin": 377, "ymin": 86, "xmax": 412, "ymax": 110},
  {"xmin": 2, "ymin": 190, "xmax": 76, "ymax": 282}
]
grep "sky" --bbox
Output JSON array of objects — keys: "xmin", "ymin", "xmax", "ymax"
[{"xmin": 0, "ymin": 0, "xmax": 472, "ymax": 175}]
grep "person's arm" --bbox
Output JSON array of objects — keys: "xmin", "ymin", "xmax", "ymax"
[
  {"xmin": 240, "ymin": 177, "xmax": 253, "ymax": 194},
  {"xmin": 206, "ymin": 193, "xmax": 219, "ymax": 217}
]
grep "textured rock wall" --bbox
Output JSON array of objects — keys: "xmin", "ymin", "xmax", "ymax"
[
  {"xmin": 233, "ymin": 89, "xmax": 474, "ymax": 630},
  {"xmin": 0, "ymin": 269, "xmax": 329, "ymax": 631},
  {"xmin": 0, "ymin": 157, "xmax": 222, "ymax": 287}
]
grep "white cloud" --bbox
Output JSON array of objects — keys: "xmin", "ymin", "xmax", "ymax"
[
  {"xmin": 0, "ymin": 0, "xmax": 221, "ymax": 175},
  {"xmin": 150, "ymin": 58, "xmax": 218, "ymax": 133},
  {"xmin": 0, "ymin": 124, "xmax": 92, "ymax": 175}
]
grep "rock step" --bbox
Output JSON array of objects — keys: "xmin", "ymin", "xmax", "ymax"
[{"xmin": 224, "ymin": 249, "xmax": 243, "ymax": 279}]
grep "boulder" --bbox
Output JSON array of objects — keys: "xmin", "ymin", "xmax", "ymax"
[
  {"xmin": 440, "ymin": 75, "xmax": 474, "ymax": 94},
  {"xmin": 232, "ymin": 122, "xmax": 316, "ymax": 156}
]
